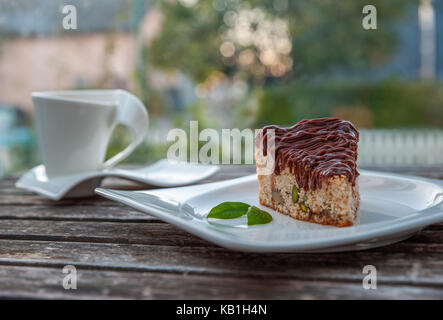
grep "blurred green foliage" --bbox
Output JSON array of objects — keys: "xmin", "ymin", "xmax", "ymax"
[
  {"xmin": 5, "ymin": 0, "xmax": 443, "ymax": 177},
  {"xmin": 86, "ymin": 0, "xmax": 443, "ymax": 169},
  {"xmin": 254, "ymin": 80, "xmax": 443, "ymax": 129},
  {"xmin": 144, "ymin": 0, "xmax": 436, "ymax": 132},
  {"xmin": 149, "ymin": 0, "xmax": 414, "ymax": 82}
]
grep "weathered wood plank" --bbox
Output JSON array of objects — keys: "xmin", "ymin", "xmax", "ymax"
[
  {"xmin": 0, "ymin": 218, "xmax": 442, "ymax": 247},
  {"xmin": 0, "ymin": 205, "xmax": 441, "ymax": 233},
  {"xmin": 0, "ymin": 220, "xmax": 215, "ymax": 247},
  {"xmin": 0, "ymin": 205, "xmax": 158, "ymax": 222},
  {"xmin": 0, "ymin": 265, "xmax": 442, "ymax": 299},
  {"xmin": 0, "ymin": 165, "xmax": 442, "ymax": 299},
  {"xmin": 0, "ymin": 194, "xmax": 117, "ymax": 206},
  {"xmin": 0, "ymin": 178, "xmax": 149, "ymax": 196},
  {"xmin": 0, "ymin": 236, "xmax": 443, "ymax": 286},
  {"xmin": 1, "ymin": 217, "xmax": 443, "ymax": 243}
]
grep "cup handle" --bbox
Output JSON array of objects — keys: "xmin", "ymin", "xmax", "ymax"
[{"xmin": 102, "ymin": 90, "xmax": 149, "ymax": 169}]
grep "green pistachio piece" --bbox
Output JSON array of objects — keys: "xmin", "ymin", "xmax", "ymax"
[
  {"xmin": 292, "ymin": 185, "xmax": 299, "ymax": 203},
  {"xmin": 299, "ymin": 202, "xmax": 308, "ymax": 213}
]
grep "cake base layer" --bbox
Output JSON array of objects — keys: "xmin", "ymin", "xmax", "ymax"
[{"xmin": 258, "ymin": 168, "xmax": 360, "ymax": 227}]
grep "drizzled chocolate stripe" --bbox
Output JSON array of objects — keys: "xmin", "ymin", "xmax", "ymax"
[{"xmin": 258, "ymin": 118, "xmax": 359, "ymax": 190}]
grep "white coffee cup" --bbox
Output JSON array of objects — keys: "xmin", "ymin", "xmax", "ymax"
[{"xmin": 32, "ymin": 90, "xmax": 148, "ymax": 178}]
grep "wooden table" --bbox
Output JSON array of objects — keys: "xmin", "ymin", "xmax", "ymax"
[{"xmin": 1, "ymin": 165, "xmax": 443, "ymax": 299}]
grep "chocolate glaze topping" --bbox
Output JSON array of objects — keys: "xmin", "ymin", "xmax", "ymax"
[{"xmin": 258, "ymin": 118, "xmax": 359, "ymax": 191}]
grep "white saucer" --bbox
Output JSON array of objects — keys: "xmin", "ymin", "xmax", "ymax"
[
  {"xmin": 16, "ymin": 159, "xmax": 219, "ymax": 200},
  {"xmin": 96, "ymin": 170, "xmax": 443, "ymax": 253}
]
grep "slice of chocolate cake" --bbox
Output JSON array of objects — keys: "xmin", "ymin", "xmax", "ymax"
[{"xmin": 255, "ymin": 118, "xmax": 360, "ymax": 227}]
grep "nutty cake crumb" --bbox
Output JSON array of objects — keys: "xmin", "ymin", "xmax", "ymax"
[{"xmin": 255, "ymin": 118, "xmax": 360, "ymax": 227}]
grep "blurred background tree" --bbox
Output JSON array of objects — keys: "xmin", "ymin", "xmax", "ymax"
[
  {"xmin": 150, "ymin": 0, "xmax": 411, "ymax": 82},
  {"xmin": 145, "ymin": 0, "xmax": 421, "ymax": 130},
  {"xmin": 2, "ymin": 0, "xmax": 443, "ymax": 174}
]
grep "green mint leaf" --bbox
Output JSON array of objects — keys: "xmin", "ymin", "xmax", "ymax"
[
  {"xmin": 247, "ymin": 206, "xmax": 273, "ymax": 226},
  {"xmin": 207, "ymin": 202, "xmax": 250, "ymax": 220}
]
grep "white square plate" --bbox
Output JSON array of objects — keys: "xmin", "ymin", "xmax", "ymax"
[{"xmin": 95, "ymin": 170, "xmax": 443, "ymax": 252}]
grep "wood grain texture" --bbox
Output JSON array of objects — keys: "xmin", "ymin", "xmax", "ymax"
[
  {"xmin": 0, "ymin": 205, "xmax": 157, "ymax": 222},
  {"xmin": 0, "ymin": 239, "xmax": 443, "ymax": 286},
  {"xmin": 1, "ymin": 265, "xmax": 442, "ymax": 300},
  {"xmin": 0, "ymin": 164, "xmax": 443, "ymax": 299}
]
